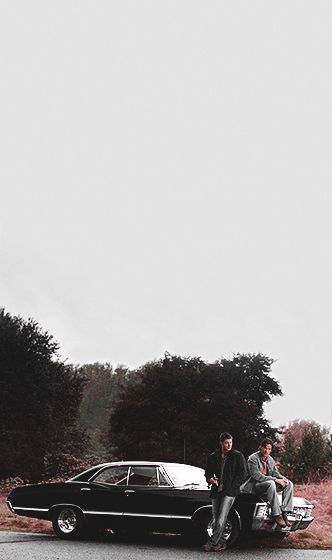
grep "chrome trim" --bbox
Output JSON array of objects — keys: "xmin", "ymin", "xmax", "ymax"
[
  {"xmin": 14, "ymin": 504, "xmax": 191, "ymax": 522},
  {"xmin": 84, "ymin": 510, "xmax": 123, "ymax": 516},
  {"xmin": 49, "ymin": 504, "xmax": 85, "ymax": 516},
  {"xmin": 162, "ymin": 466, "xmax": 180, "ymax": 487},
  {"xmin": 83, "ymin": 510, "xmax": 191, "ymax": 519},
  {"xmin": 6, "ymin": 500, "xmax": 14, "ymax": 513},
  {"xmin": 252, "ymin": 502, "xmax": 270, "ymax": 531},
  {"xmin": 251, "ymin": 502, "xmax": 314, "ymax": 533},
  {"xmin": 69, "ymin": 463, "xmax": 109, "ymax": 482},
  {"xmin": 231, "ymin": 508, "xmax": 242, "ymax": 531},
  {"xmin": 69, "ymin": 481, "xmax": 92, "ymax": 484},
  {"xmin": 88, "ymin": 465, "xmax": 112, "ymax": 482},
  {"xmin": 127, "ymin": 466, "xmax": 132, "ymax": 485},
  {"xmin": 289, "ymin": 514, "xmax": 315, "ymax": 526},
  {"xmin": 89, "ymin": 465, "xmax": 130, "ymax": 485},
  {"xmin": 128, "ymin": 465, "xmax": 159, "ymax": 487},
  {"xmin": 158, "ymin": 465, "xmax": 173, "ymax": 487},
  {"xmin": 81, "ymin": 462, "xmax": 201, "ymax": 489},
  {"xmin": 292, "ymin": 506, "xmax": 314, "ymax": 517},
  {"xmin": 70, "ymin": 461, "xmax": 204, "ymax": 483},
  {"xmin": 123, "ymin": 512, "xmax": 191, "ymax": 519},
  {"xmin": 192, "ymin": 504, "xmax": 212, "ymax": 519},
  {"xmin": 14, "ymin": 507, "xmax": 49, "ymax": 512},
  {"xmin": 57, "ymin": 508, "xmax": 79, "ymax": 534}
]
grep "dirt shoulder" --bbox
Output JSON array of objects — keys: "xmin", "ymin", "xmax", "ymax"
[{"xmin": 0, "ymin": 492, "xmax": 52, "ymax": 533}]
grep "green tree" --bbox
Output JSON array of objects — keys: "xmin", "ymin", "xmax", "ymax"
[
  {"xmin": 78, "ymin": 362, "xmax": 129, "ymax": 456},
  {"xmin": 0, "ymin": 308, "xmax": 86, "ymax": 481},
  {"xmin": 108, "ymin": 352, "xmax": 281, "ymax": 466}
]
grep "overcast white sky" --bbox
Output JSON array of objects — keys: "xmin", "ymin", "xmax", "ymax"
[{"xmin": 1, "ymin": 1, "xmax": 331, "ymax": 429}]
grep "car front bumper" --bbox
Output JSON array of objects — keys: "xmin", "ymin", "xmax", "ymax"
[{"xmin": 251, "ymin": 502, "xmax": 314, "ymax": 533}]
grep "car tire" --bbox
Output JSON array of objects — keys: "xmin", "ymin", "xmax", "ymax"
[
  {"xmin": 52, "ymin": 506, "xmax": 86, "ymax": 539},
  {"xmin": 193, "ymin": 509, "xmax": 213, "ymax": 544},
  {"xmin": 220, "ymin": 512, "xmax": 241, "ymax": 547},
  {"xmin": 195, "ymin": 509, "xmax": 241, "ymax": 548}
]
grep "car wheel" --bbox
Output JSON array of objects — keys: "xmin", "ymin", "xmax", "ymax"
[
  {"xmin": 52, "ymin": 506, "xmax": 86, "ymax": 539},
  {"xmin": 197, "ymin": 510, "xmax": 241, "ymax": 548},
  {"xmin": 220, "ymin": 513, "xmax": 240, "ymax": 547}
]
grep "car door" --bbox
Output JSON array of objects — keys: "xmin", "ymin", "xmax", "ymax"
[
  {"xmin": 82, "ymin": 465, "xmax": 129, "ymax": 524},
  {"xmin": 122, "ymin": 465, "xmax": 180, "ymax": 530}
]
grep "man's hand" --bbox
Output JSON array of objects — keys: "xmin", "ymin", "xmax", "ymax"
[
  {"xmin": 209, "ymin": 477, "xmax": 218, "ymax": 486},
  {"xmin": 275, "ymin": 478, "xmax": 288, "ymax": 488}
]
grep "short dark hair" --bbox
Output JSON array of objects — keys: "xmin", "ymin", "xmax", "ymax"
[
  {"xmin": 260, "ymin": 437, "xmax": 273, "ymax": 447},
  {"xmin": 219, "ymin": 432, "xmax": 233, "ymax": 442}
]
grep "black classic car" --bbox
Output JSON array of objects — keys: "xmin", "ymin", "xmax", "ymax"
[{"xmin": 7, "ymin": 461, "xmax": 314, "ymax": 546}]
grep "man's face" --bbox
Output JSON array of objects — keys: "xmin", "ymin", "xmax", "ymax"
[
  {"xmin": 220, "ymin": 438, "xmax": 233, "ymax": 454},
  {"xmin": 260, "ymin": 444, "xmax": 273, "ymax": 458}
]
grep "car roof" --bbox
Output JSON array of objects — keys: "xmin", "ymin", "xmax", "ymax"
[
  {"xmin": 68, "ymin": 461, "xmax": 203, "ymax": 482},
  {"xmin": 88, "ymin": 461, "xmax": 201, "ymax": 468}
]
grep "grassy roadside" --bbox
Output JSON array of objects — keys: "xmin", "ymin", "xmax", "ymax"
[
  {"xmin": 283, "ymin": 479, "xmax": 332, "ymax": 549},
  {"xmin": 0, "ymin": 491, "xmax": 52, "ymax": 534},
  {"xmin": 1, "ymin": 480, "xmax": 331, "ymax": 549}
]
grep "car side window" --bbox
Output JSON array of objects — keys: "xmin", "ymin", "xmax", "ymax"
[
  {"xmin": 92, "ymin": 466, "xmax": 129, "ymax": 485},
  {"xmin": 128, "ymin": 466, "xmax": 158, "ymax": 486},
  {"xmin": 158, "ymin": 468, "xmax": 172, "ymax": 486}
]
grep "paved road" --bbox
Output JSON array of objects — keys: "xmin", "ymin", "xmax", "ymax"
[{"xmin": 0, "ymin": 532, "xmax": 331, "ymax": 560}]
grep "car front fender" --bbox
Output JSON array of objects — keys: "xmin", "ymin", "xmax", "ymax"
[{"xmin": 192, "ymin": 504, "xmax": 242, "ymax": 531}]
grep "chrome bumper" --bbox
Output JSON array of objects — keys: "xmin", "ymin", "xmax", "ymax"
[
  {"xmin": 6, "ymin": 499, "xmax": 15, "ymax": 513},
  {"xmin": 252, "ymin": 503, "xmax": 314, "ymax": 533}
]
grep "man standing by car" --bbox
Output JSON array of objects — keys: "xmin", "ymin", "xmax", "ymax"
[
  {"xmin": 203, "ymin": 432, "xmax": 247, "ymax": 552},
  {"xmin": 241, "ymin": 437, "xmax": 293, "ymax": 528}
]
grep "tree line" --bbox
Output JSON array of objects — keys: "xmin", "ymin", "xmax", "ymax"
[{"xmin": 1, "ymin": 308, "xmax": 331, "ymax": 482}]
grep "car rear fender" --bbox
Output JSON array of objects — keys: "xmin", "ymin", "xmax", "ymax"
[{"xmin": 49, "ymin": 503, "xmax": 85, "ymax": 520}]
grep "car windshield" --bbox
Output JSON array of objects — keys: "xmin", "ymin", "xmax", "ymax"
[{"xmin": 166, "ymin": 465, "xmax": 208, "ymax": 487}]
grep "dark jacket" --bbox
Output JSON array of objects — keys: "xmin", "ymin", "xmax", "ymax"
[{"xmin": 205, "ymin": 449, "xmax": 248, "ymax": 498}]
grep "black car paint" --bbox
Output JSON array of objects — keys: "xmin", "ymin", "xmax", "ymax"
[
  {"xmin": 6, "ymin": 461, "xmax": 313, "ymax": 543},
  {"xmin": 7, "ymin": 465, "xmax": 255, "ymax": 537}
]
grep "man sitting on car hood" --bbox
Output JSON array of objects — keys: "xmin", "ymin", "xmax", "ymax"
[{"xmin": 241, "ymin": 437, "xmax": 293, "ymax": 528}]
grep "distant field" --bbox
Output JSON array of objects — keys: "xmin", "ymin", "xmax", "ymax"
[{"xmin": 1, "ymin": 480, "xmax": 331, "ymax": 549}]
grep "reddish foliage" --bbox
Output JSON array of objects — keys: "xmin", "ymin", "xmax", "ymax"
[
  {"xmin": 42, "ymin": 453, "xmax": 108, "ymax": 482},
  {"xmin": 287, "ymin": 479, "xmax": 332, "ymax": 549},
  {"xmin": 0, "ymin": 492, "xmax": 52, "ymax": 534}
]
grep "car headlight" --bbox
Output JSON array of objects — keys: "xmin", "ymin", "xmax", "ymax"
[
  {"xmin": 293, "ymin": 507, "xmax": 311, "ymax": 518},
  {"xmin": 256, "ymin": 504, "xmax": 269, "ymax": 517}
]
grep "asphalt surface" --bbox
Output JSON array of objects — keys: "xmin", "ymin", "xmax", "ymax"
[{"xmin": 0, "ymin": 532, "xmax": 332, "ymax": 560}]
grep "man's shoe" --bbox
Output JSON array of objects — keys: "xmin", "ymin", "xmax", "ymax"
[
  {"xmin": 273, "ymin": 515, "xmax": 287, "ymax": 527},
  {"xmin": 202, "ymin": 543, "xmax": 226, "ymax": 552},
  {"xmin": 282, "ymin": 511, "xmax": 291, "ymax": 526},
  {"xmin": 211, "ymin": 544, "xmax": 226, "ymax": 552}
]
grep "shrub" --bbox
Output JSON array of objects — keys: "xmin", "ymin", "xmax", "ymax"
[{"xmin": 279, "ymin": 420, "xmax": 332, "ymax": 483}]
